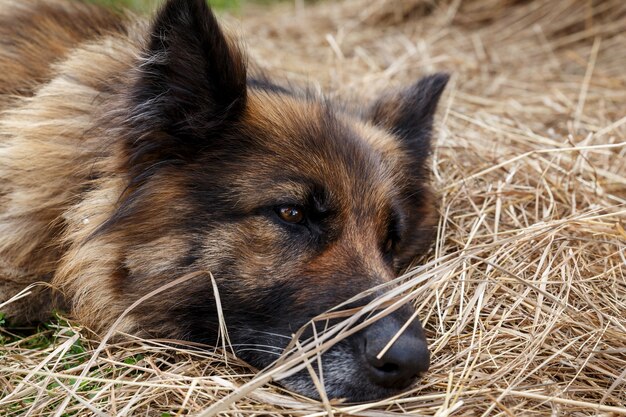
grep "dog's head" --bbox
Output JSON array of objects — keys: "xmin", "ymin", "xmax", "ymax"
[{"xmin": 92, "ymin": 0, "xmax": 448, "ymax": 402}]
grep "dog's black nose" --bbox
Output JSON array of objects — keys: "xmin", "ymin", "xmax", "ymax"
[{"xmin": 360, "ymin": 315, "xmax": 430, "ymax": 389}]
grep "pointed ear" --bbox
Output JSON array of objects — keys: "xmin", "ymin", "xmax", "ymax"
[
  {"xmin": 369, "ymin": 73, "xmax": 449, "ymax": 171},
  {"xmin": 127, "ymin": 0, "xmax": 247, "ymax": 163}
]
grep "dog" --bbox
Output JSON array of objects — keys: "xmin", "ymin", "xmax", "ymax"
[{"xmin": 0, "ymin": 0, "xmax": 448, "ymax": 401}]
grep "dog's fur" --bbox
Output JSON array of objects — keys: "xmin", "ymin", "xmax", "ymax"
[{"xmin": 0, "ymin": 0, "xmax": 448, "ymax": 401}]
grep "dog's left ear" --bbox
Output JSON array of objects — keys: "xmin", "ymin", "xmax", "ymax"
[{"xmin": 368, "ymin": 73, "xmax": 449, "ymax": 174}]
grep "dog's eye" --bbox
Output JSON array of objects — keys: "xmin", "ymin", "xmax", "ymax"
[{"xmin": 275, "ymin": 205, "xmax": 305, "ymax": 224}]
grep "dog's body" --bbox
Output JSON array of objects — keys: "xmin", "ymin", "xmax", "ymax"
[{"xmin": 0, "ymin": 0, "xmax": 448, "ymax": 401}]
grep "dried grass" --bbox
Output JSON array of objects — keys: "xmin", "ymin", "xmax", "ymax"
[{"xmin": 1, "ymin": 0, "xmax": 625, "ymax": 415}]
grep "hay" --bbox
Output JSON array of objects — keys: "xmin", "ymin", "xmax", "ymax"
[{"xmin": 1, "ymin": 0, "xmax": 625, "ymax": 415}]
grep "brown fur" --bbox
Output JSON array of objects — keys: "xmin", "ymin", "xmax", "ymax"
[{"xmin": 0, "ymin": 0, "xmax": 448, "ymax": 401}]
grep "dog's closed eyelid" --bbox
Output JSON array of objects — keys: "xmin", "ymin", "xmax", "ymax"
[{"xmin": 386, "ymin": 210, "xmax": 403, "ymax": 244}]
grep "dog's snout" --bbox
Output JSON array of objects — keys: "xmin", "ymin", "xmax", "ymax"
[{"xmin": 360, "ymin": 316, "xmax": 430, "ymax": 389}]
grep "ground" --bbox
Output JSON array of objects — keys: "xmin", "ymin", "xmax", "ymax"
[{"xmin": 1, "ymin": 0, "xmax": 625, "ymax": 415}]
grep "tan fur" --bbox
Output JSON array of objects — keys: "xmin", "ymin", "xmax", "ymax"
[{"xmin": 0, "ymin": 0, "xmax": 136, "ymax": 322}]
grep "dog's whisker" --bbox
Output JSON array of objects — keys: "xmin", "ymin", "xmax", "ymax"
[
  {"xmin": 229, "ymin": 343, "xmax": 284, "ymax": 351},
  {"xmin": 235, "ymin": 348, "xmax": 282, "ymax": 357},
  {"xmin": 238, "ymin": 329, "xmax": 293, "ymax": 340}
]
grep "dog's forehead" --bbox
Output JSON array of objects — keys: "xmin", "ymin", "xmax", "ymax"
[{"xmin": 240, "ymin": 91, "xmax": 404, "ymax": 211}]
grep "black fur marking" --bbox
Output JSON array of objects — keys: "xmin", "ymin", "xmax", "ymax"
[
  {"xmin": 179, "ymin": 241, "xmax": 201, "ymax": 268},
  {"xmin": 248, "ymin": 76, "xmax": 293, "ymax": 95}
]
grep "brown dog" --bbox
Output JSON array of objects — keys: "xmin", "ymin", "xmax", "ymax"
[{"xmin": 0, "ymin": 0, "xmax": 448, "ymax": 401}]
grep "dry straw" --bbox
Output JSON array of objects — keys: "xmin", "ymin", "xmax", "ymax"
[{"xmin": 1, "ymin": 0, "xmax": 625, "ymax": 415}]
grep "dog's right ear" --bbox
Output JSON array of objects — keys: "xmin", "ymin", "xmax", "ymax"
[
  {"xmin": 368, "ymin": 73, "xmax": 449, "ymax": 176},
  {"xmin": 127, "ymin": 0, "xmax": 247, "ymax": 166}
]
